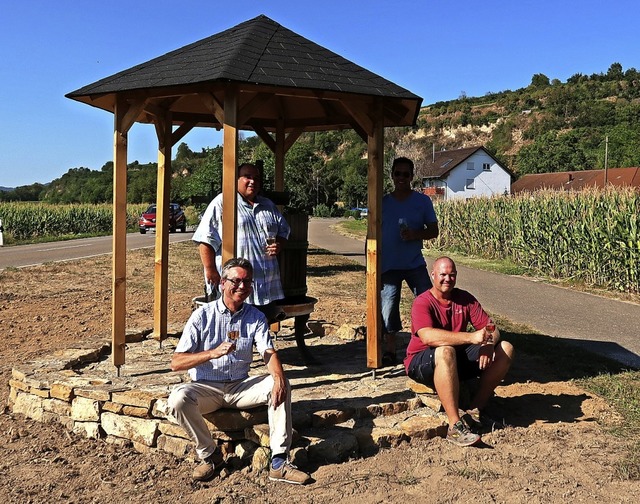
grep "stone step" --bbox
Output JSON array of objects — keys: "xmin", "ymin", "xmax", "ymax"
[{"xmin": 8, "ymin": 330, "xmax": 453, "ymax": 475}]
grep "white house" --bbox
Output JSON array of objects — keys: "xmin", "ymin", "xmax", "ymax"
[{"xmin": 418, "ymin": 146, "xmax": 512, "ymax": 200}]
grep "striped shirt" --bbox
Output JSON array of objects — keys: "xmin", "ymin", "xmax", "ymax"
[
  {"xmin": 193, "ymin": 193, "xmax": 290, "ymax": 306},
  {"xmin": 175, "ymin": 298, "xmax": 274, "ymax": 382}
]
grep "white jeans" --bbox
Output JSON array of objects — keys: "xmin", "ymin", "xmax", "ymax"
[{"xmin": 168, "ymin": 374, "xmax": 292, "ymax": 461}]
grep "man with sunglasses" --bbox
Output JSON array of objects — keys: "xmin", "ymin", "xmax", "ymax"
[
  {"xmin": 193, "ymin": 162, "xmax": 289, "ymax": 322},
  {"xmin": 380, "ymin": 157, "xmax": 439, "ymax": 366},
  {"xmin": 169, "ymin": 257, "xmax": 311, "ymax": 484}
]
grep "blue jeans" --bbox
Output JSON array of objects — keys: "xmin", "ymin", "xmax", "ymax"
[{"xmin": 381, "ymin": 265, "xmax": 431, "ymax": 333}]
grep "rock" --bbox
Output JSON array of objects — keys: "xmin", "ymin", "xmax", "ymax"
[
  {"xmin": 251, "ymin": 446, "xmax": 271, "ymax": 473},
  {"xmin": 101, "ymin": 411, "xmax": 159, "ymax": 447},
  {"xmin": 335, "ymin": 324, "xmax": 366, "ymax": 341},
  {"xmin": 308, "ymin": 430, "xmax": 359, "ymax": 463}
]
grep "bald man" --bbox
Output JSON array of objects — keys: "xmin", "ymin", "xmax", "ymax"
[{"xmin": 405, "ymin": 256, "xmax": 514, "ymax": 447}]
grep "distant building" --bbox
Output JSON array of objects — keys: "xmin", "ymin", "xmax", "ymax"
[
  {"xmin": 418, "ymin": 146, "xmax": 512, "ymax": 200},
  {"xmin": 511, "ymin": 167, "xmax": 640, "ymax": 194}
]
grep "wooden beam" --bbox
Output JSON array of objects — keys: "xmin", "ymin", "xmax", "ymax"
[
  {"xmin": 341, "ymin": 99, "xmax": 374, "ymax": 137},
  {"xmin": 366, "ymin": 99, "xmax": 384, "ymax": 369},
  {"xmin": 284, "ymin": 128, "xmax": 303, "ymax": 152},
  {"xmin": 222, "ymin": 87, "xmax": 239, "ymax": 263},
  {"xmin": 198, "ymin": 92, "xmax": 225, "ymax": 124},
  {"xmin": 348, "ymin": 119, "xmax": 368, "ymax": 143},
  {"xmin": 253, "ymin": 126, "xmax": 276, "ymax": 151},
  {"xmin": 237, "ymin": 93, "xmax": 271, "ymax": 126},
  {"xmin": 152, "ymin": 111, "xmax": 172, "ymax": 342},
  {"xmin": 171, "ymin": 122, "xmax": 196, "ymax": 146},
  {"xmin": 111, "ymin": 97, "xmax": 130, "ymax": 370},
  {"xmin": 120, "ymin": 99, "xmax": 147, "ymax": 133}
]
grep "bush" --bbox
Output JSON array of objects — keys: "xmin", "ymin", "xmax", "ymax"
[
  {"xmin": 312, "ymin": 204, "xmax": 332, "ymax": 217},
  {"xmin": 342, "ymin": 209, "xmax": 361, "ymax": 219}
]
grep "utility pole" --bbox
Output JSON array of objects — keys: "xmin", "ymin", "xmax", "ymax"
[{"xmin": 604, "ymin": 135, "xmax": 609, "ymax": 186}]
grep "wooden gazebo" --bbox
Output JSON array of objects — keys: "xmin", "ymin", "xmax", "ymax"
[{"xmin": 66, "ymin": 15, "xmax": 422, "ymax": 372}]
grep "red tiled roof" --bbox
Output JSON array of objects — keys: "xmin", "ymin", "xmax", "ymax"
[{"xmin": 511, "ymin": 167, "xmax": 640, "ymax": 193}]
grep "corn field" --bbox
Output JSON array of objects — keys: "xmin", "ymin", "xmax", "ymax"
[
  {"xmin": 0, "ymin": 202, "xmax": 147, "ymax": 242},
  {"xmin": 432, "ymin": 187, "xmax": 639, "ymax": 293}
]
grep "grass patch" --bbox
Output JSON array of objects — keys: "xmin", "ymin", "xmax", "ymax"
[
  {"xmin": 577, "ymin": 371, "xmax": 640, "ymax": 480},
  {"xmin": 499, "ymin": 317, "xmax": 640, "ymax": 480},
  {"xmin": 3, "ymin": 231, "xmax": 112, "ymax": 246},
  {"xmin": 396, "ymin": 471, "xmax": 420, "ymax": 486},
  {"xmin": 447, "ymin": 464, "xmax": 498, "ymax": 482},
  {"xmin": 423, "ymin": 248, "xmax": 526, "ymax": 276},
  {"xmin": 335, "ymin": 219, "xmax": 367, "ymax": 239}
]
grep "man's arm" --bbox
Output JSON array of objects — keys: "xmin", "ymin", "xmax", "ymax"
[
  {"xmin": 263, "ymin": 349, "xmax": 288, "ymax": 408},
  {"xmin": 170, "ymin": 342, "xmax": 235, "ymax": 372},
  {"xmin": 416, "ymin": 324, "xmax": 495, "ymax": 348},
  {"xmin": 198, "ymin": 243, "xmax": 220, "ymax": 286},
  {"xmin": 402, "ymin": 221, "xmax": 439, "ymax": 241}
]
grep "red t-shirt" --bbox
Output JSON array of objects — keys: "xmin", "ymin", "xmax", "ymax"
[{"xmin": 404, "ymin": 288, "xmax": 489, "ymax": 372}]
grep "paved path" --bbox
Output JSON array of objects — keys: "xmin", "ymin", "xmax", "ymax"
[
  {"xmin": 308, "ymin": 218, "xmax": 640, "ymax": 369},
  {"xmin": 0, "ymin": 231, "xmax": 194, "ymax": 270}
]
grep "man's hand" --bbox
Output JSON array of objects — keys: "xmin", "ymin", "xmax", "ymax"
[
  {"xmin": 478, "ymin": 343, "xmax": 494, "ymax": 370},
  {"xmin": 215, "ymin": 341, "xmax": 236, "ymax": 357},
  {"xmin": 471, "ymin": 328, "xmax": 494, "ymax": 345},
  {"xmin": 204, "ymin": 266, "xmax": 221, "ymax": 288},
  {"xmin": 265, "ymin": 241, "xmax": 281, "ymax": 256},
  {"xmin": 270, "ymin": 374, "xmax": 287, "ymax": 408}
]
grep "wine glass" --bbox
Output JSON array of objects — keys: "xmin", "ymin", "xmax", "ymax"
[
  {"xmin": 265, "ymin": 231, "xmax": 276, "ymax": 255},
  {"xmin": 485, "ymin": 320, "xmax": 496, "ymax": 343},
  {"xmin": 227, "ymin": 324, "xmax": 239, "ymax": 352},
  {"xmin": 398, "ymin": 218, "xmax": 408, "ymax": 240}
]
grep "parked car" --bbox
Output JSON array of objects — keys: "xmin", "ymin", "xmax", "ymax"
[
  {"xmin": 139, "ymin": 203, "xmax": 186, "ymax": 234},
  {"xmin": 350, "ymin": 207, "xmax": 368, "ymax": 219}
]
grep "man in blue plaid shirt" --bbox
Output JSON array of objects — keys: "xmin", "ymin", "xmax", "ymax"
[
  {"xmin": 169, "ymin": 257, "xmax": 311, "ymax": 484},
  {"xmin": 193, "ymin": 163, "xmax": 290, "ymax": 322}
]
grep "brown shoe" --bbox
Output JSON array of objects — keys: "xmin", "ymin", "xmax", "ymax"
[
  {"xmin": 269, "ymin": 461, "xmax": 311, "ymax": 485},
  {"xmin": 193, "ymin": 457, "xmax": 215, "ymax": 481}
]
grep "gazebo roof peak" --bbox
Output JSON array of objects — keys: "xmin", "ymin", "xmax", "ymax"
[{"xmin": 67, "ymin": 14, "xmax": 420, "ymax": 102}]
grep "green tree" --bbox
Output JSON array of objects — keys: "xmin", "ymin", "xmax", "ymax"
[{"xmin": 530, "ymin": 73, "xmax": 550, "ymax": 88}]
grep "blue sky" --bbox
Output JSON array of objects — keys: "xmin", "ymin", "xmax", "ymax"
[{"xmin": 1, "ymin": 0, "xmax": 638, "ymax": 188}]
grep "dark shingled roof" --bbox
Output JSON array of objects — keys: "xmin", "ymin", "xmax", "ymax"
[
  {"xmin": 67, "ymin": 14, "xmax": 419, "ymax": 103},
  {"xmin": 511, "ymin": 167, "xmax": 640, "ymax": 193},
  {"xmin": 420, "ymin": 146, "xmax": 497, "ymax": 178},
  {"xmin": 66, "ymin": 15, "xmax": 421, "ymax": 133}
]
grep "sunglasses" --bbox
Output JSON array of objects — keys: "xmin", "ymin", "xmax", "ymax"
[
  {"xmin": 393, "ymin": 171, "xmax": 412, "ymax": 178},
  {"xmin": 224, "ymin": 277, "xmax": 253, "ymax": 288}
]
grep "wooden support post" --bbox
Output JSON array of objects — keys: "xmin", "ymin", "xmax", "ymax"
[
  {"xmin": 275, "ymin": 121, "xmax": 285, "ymax": 192},
  {"xmin": 111, "ymin": 98, "xmax": 129, "ymax": 370},
  {"xmin": 366, "ymin": 100, "xmax": 384, "ymax": 369},
  {"xmin": 152, "ymin": 112, "xmax": 172, "ymax": 342},
  {"xmin": 222, "ymin": 87, "xmax": 239, "ymax": 263}
]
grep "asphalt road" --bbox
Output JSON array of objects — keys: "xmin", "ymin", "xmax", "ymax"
[
  {"xmin": 3, "ymin": 219, "xmax": 638, "ymax": 369},
  {"xmin": 0, "ymin": 231, "xmax": 194, "ymax": 270},
  {"xmin": 308, "ymin": 218, "xmax": 640, "ymax": 369}
]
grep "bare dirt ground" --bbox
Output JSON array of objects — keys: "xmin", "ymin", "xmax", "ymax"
[{"xmin": 0, "ymin": 241, "xmax": 638, "ymax": 503}]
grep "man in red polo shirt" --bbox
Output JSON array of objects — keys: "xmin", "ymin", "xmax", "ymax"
[{"xmin": 405, "ymin": 256, "xmax": 515, "ymax": 446}]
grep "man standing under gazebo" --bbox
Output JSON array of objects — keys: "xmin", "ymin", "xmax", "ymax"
[
  {"xmin": 380, "ymin": 156, "xmax": 439, "ymax": 366},
  {"xmin": 193, "ymin": 162, "xmax": 289, "ymax": 322}
]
